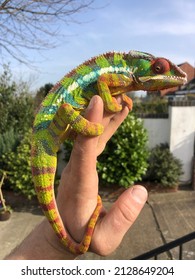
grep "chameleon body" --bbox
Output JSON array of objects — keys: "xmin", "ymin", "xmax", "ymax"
[{"xmin": 31, "ymin": 50, "xmax": 187, "ymax": 254}]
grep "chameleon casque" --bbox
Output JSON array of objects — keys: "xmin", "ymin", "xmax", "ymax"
[{"xmin": 31, "ymin": 50, "xmax": 187, "ymax": 254}]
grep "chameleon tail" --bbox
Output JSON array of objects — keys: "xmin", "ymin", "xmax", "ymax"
[{"xmin": 32, "ymin": 102, "xmax": 103, "ymax": 254}]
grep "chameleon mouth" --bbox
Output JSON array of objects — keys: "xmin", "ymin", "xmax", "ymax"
[{"xmin": 138, "ymin": 75, "xmax": 187, "ymax": 85}]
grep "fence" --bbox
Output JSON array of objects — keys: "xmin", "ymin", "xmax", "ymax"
[{"xmin": 132, "ymin": 231, "xmax": 195, "ymax": 260}]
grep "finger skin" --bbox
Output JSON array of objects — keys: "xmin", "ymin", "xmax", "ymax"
[{"xmin": 91, "ymin": 185, "xmax": 148, "ymax": 256}]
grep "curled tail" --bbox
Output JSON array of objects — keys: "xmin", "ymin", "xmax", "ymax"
[{"xmin": 31, "ymin": 102, "xmax": 103, "ymax": 254}]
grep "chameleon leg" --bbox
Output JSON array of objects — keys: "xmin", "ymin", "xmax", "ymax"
[
  {"xmin": 48, "ymin": 102, "xmax": 104, "ymax": 143},
  {"xmin": 97, "ymin": 73, "xmax": 133, "ymax": 113},
  {"xmin": 121, "ymin": 94, "xmax": 133, "ymax": 110}
]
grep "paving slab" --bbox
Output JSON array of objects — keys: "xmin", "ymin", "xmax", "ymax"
[
  {"xmin": 0, "ymin": 190, "xmax": 195, "ymax": 260},
  {"xmin": 148, "ymin": 191, "xmax": 195, "ymax": 260},
  {"xmin": 0, "ymin": 204, "xmax": 44, "ymax": 260}
]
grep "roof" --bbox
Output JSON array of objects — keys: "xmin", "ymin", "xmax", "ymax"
[{"xmin": 160, "ymin": 62, "xmax": 195, "ymax": 96}]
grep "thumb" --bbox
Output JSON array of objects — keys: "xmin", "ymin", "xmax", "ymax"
[{"xmin": 92, "ymin": 185, "xmax": 148, "ymax": 256}]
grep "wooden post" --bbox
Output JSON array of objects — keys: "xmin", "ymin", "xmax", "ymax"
[{"xmin": 0, "ymin": 171, "xmax": 6, "ymax": 210}]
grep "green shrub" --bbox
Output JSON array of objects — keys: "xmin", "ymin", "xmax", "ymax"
[
  {"xmin": 0, "ymin": 128, "xmax": 19, "ymax": 156},
  {"xmin": 0, "ymin": 64, "xmax": 34, "ymax": 135},
  {"xmin": 133, "ymin": 97, "xmax": 168, "ymax": 115},
  {"xmin": 64, "ymin": 113, "xmax": 149, "ymax": 188},
  {"xmin": 0, "ymin": 65, "xmax": 35, "ymax": 195},
  {"xmin": 1, "ymin": 130, "xmax": 35, "ymax": 198},
  {"xmin": 145, "ymin": 143, "xmax": 183, "ymax": 187},
  {"xmin": 97, "ymin": 113, "xmax": 149, "ymax": 187}
]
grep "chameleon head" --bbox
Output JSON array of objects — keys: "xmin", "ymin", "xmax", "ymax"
[{"xmin": 127, "ymin": 50, "xmax": 187, "ymax": 91}]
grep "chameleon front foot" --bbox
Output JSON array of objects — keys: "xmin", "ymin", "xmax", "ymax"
[
  {"xmin": 49, "ymin": 103, "xmax": 104, "ymax": 143},
  {"xmin": 121, "ymin": 94, "xmax": 133, "ymax": 110}
]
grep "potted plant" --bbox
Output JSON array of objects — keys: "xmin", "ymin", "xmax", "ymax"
[{"xmin": 0, "ymin": 170, "xmax": 12, "ymax": 221}]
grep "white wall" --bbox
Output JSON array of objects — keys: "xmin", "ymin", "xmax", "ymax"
[
  {"xmin": 142, "ymin": 104, "xmax": 195, "ymax": 184},
  {"xmin": 143, "ymin": 118, "xmax": 169, "ymax": 149},
  {"xmin": 169, "ymin": 106, "xmax": 195, "ymax": 183}
]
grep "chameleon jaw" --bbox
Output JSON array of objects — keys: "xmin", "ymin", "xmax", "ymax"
[
  {"xmin": 136, "ymin": 74, "xmax": 187, "ymax": 90},
  {"xmin": 139, "ymin": 75, "xmax": 187, "ymax": 84}
]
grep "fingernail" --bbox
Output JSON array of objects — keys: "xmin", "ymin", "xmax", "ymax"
[
  {"xmin": 88, "ymin": 95, "xmax": 99, "ymax": 110},
  {"xmin": 131, "ymin": 185, "xmax": 148, "ymax": 204}
]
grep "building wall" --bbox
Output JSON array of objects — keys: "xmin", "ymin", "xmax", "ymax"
[
  {"xmin": 142, "ymin": 103, "xmax": 195, "ymax": 184},
  {"xmin": 143, "ymin": 118, "xmax": 169, "ymax": 149},
  {"xmin": 169, "ymin": 105, "xmax": 195, "ymax": 183}
]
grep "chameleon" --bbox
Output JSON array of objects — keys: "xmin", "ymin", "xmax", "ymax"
[{"xmin": 31, "ymin": 50, "xmax": 187, "ymax": 255}]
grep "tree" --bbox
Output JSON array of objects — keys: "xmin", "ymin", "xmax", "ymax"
[
  {"xmin": 0, "ymin": 0, "xmax": 94, "ymax": 65},
  {"xmin": 0, "ymin": 64, "xmax": 34, "ymax": 135},
  {"xmin": 0, "ymin": 64, "xmax": 34, "ymax": 160},
  {"xmin": 0, "ymin": 65, "xmax": 35, "ymax": 196},
  {"xmin": 34, "ymin": 83, "xmax": 53, "ymax": 108}
]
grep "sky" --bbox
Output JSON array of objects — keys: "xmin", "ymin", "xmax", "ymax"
[{"xmin": 3, "ymin": 0, "xmax": 195, "ymax": 91}]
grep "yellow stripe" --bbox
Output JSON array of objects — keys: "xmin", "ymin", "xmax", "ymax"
[
  {"xmin": 45, "ymin": 209, "xmax": 58, "ymax": 221},
  {"xmin": 37, "ymin": 191, "xmax": 53, "ymax": 204},
  {"xmin": 33, "ymin": 174, "xmax": 55, "ymax": 187}
]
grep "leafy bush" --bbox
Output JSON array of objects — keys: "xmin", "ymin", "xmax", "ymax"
[
  {"xmin": 97, "ymin": 113, "xmax": 149, "ymax": 187},
  {"xmin": 133, "ymin": 97, "xmax": 168, "ymax": 115},
  {"xmin": 64, "ymin": 113, "xmax": 149, "ymax": 188},
  {"xmin": 0, "ymin": 128, "xmax": 19, "ymax": 156},
  {"xmin": 145, "ymin": 143, "xmax": 183, "ymax": 188},
  {"xmin": 0, "ymin": 64, "xmax": 34, "ymax": 135},
  {"xmin": 1, "ymin": 130, "xmax": 35, "ymax": 198},
  {"xmin": 0, "ymin": 65, "xmax": 35, "ymax": 198}
]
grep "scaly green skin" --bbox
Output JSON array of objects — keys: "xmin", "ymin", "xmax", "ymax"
[{"xmin": 31, "ymin": 50, "xmax": 187, "ymax": 254}]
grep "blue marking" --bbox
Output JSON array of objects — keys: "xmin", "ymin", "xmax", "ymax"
[
  {"xmin": 34, "ymin": 121, "xmax": 51, "ymax": 131},
  {"xmin": 40, "ymin": 105, "xmax": 58, "ymax": 115},
  {"xmin": 42, "ymin": 139, "xmax": 54, "ymax": 156},
  {"xmin": 76, "ymin": 69, "xmax": 100, "ymax": 90}
]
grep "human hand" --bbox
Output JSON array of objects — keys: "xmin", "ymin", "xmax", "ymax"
[
  {"xmin": 5, "ymin": 95, "xmax": 148, "ymax": 260},
  {"xmin": 56, "ymin": 95, "xmax": 148, "ymax": 256}
]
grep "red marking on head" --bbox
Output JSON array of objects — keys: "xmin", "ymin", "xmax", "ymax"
[{"xmin": 151, "ymin": 58, "xmax": 170, "ymax": 74}]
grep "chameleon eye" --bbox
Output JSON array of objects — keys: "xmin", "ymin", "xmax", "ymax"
[{"xmin": 152, "ymin": 58, "xmax": 170, "ymax": 74}]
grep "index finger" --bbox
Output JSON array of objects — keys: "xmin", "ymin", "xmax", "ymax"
[{"xmin": 70, "ymin": 95, "xmax": 104, "ymax": 172}]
